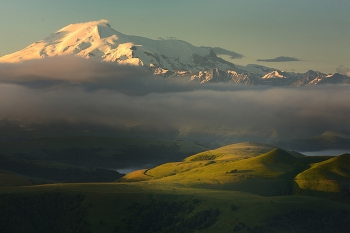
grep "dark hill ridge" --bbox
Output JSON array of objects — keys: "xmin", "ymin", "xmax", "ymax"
[{"xmin": 277, "ymin": 131, "xmax": 350, "ymax": 151}]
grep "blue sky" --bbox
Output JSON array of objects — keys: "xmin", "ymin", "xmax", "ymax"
[{"xmin": 0, "ymin": 0, "xmax": 349, "ymax": 73}]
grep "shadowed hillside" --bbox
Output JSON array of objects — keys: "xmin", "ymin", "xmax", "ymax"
[{"xmin": 0, "ymin": 136, "xmax": 207, "ymax": 169}]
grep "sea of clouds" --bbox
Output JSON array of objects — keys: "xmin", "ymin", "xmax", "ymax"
[{"xmin": 1, "ymin": 56, "xmax": 350, "ymax": 142}]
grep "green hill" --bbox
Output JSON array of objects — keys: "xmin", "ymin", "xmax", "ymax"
[
  {"xmin": 296, "ymin": 154, "xmax": 350, "ymax": 194},
  {"xmin": 121, "ymin": 148, "xmax": 305, "ymax": 196},
  {"xmin": 184, "ymin": 142, "xmax": 277, "ymax": 162}
]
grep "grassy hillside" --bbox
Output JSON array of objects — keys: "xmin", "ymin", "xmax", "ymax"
[
  {"xmin": 184, "ymin": 142, "xmax": 277, "ymax": 162},
  {"xmin": 121, "ymin": 149, "xmax": 306, "ymax": 196},
  {"xmin": 296, "ymin": 154, "xmax": 350, "ymax": 194}
]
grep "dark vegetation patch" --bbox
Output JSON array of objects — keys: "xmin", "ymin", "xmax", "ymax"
[
  {"xmin": 265, "ymin": 208, "xmax": 350, "ymax": 233},
  {"xmin": 0, "ymin": 155, "xmax": 122, "ymax": 183},
  {"xmin": 0, "ymin": 192, "xmax": 90, "ymax": 233},
  {"xmin": 13, "ymin": 143, "xmax": 186, "ymax": 168},
  {"xmin": 235, "ymin": 208, "xmax": 350, "ymax": 233},
  {"xmin": 118, "ymin": 198, "xmax": 220, "ymax": 233},
  {"xmin": 190, "ymin": 154, "xmax": 218, "ymax": 161},
  {"xmin": 0, "ymin": 142, "xmax": 188, "ymax": 183},
  {"xmin": 110, "ymin": 143, "xmax": 185, "ymax": 167}
]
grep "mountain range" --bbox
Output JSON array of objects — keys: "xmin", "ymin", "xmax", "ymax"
[{"xmin": 1, "ymin": 19, "xmax": 349, "ymax": 86}]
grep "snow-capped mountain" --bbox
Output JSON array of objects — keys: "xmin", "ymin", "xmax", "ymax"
[
  {"xmin": 0, "ymin": 19, "xmax": 349, "ymax": 86},
  {"xmin": 0, "ymin": 19, "xmax": 236, "ymax": 76}
]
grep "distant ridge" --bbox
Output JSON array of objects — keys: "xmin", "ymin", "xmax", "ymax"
[{"xmin": 277, "ymin": 131, "xmax": 350, "ymax": 151}]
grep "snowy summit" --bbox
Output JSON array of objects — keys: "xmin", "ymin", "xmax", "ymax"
[{"xmin": 0, "ymin": 19, "xmax": 235, "ymax": 75}]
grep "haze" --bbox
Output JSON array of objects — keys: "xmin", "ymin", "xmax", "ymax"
[{"xmin": 1, "ymin": 57, "xmax": 350, "ymax": 143}]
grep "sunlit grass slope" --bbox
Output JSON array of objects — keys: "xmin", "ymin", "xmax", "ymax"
[
  {"xmin": 184, "ymin": 142, "xmax": 277, "ymax": 162},
  {"xmin": 296, "ymin": 153, "xmax": 350, "ymax": 193},
  {"xmin": 121, "ymin": 148, "xmax": 305, "ymax": 196}
]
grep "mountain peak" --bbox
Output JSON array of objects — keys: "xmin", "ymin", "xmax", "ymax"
[
  {"xmin": 0, "ymin": 20, "xmax": 236, "ymax": 73},
  {"xmin": 262, "ymin": 70, "xmax": 286, "ymax": 79},
  {"xmin": 59, "ymin": 19, "xmax": 111, "ymax": 31}
]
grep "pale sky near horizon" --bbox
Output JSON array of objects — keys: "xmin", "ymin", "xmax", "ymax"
[{"xmin": 0, "ymin": 0, "xmax": 349, "ymax": 73}]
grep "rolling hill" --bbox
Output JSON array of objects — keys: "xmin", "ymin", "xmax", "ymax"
[
  {"xmin": 296, "ymin": 153, "xmax": 350, "ymax": 194},
  {"xmin": 120, "ymin": 142, "xmax": 350, "ymax": 200},
  {"xmin": 184, "ymin": 142, "xmax": 277, "ymax": 162},
  {"xmin": 121, "ymin": 148, "xmax": 306, "ymax": 196}
]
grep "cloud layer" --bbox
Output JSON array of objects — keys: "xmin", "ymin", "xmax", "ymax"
[
  {"xmin": 1, "ymin": 56, "xmax": 350, "ymax": 143},
  {"xmin": 201, "ymin": 47, "xmax": 244, "ymax": 59},
  {"xmin": 336, "ymin": 65, "xmax": 350, "ymax": 76},
  {"xmin": 257, "ymin": 56, "xmax": 300, "ymax": 62}
]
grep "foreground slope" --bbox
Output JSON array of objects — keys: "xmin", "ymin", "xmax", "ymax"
[{"xmin": 2, "ymin": 182, "xmax": 350, "ymax": 233}]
